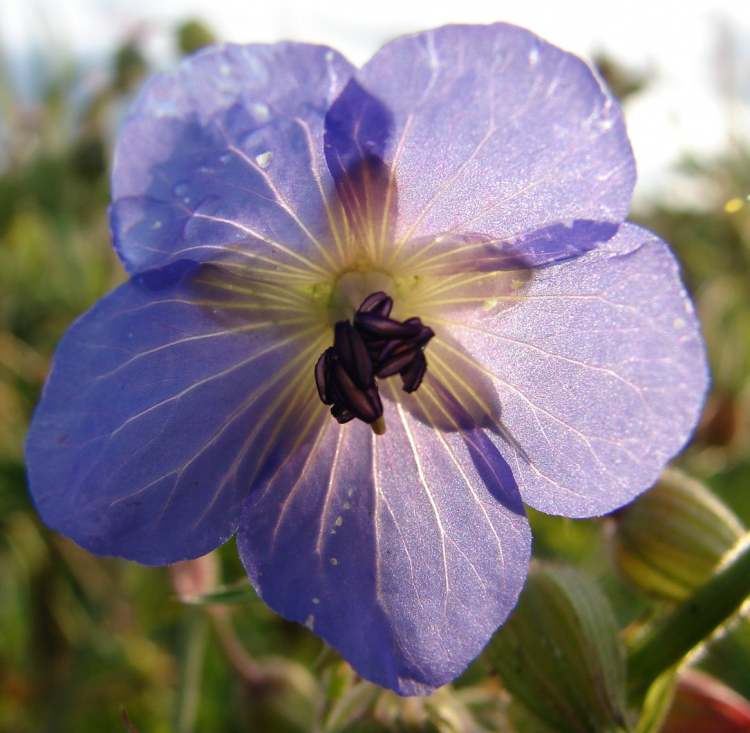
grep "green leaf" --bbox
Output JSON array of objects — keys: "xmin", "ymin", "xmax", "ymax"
[{"xmin": 634, "ymin": 669, "xmax": 678, "ymax": 733}]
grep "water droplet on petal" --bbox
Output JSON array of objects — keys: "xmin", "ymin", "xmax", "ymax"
[
  {"xmin": 255, "ymin": 151, "xmax": 273, "ymax": 169},
  {"xmin": 251, "ymin": 102, "xmax": 270, "ymax": 122}
]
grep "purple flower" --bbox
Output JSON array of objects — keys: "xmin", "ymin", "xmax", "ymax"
[{"xmin": 26, "ymin": 24, "xmax": 708, "ymax": 694}]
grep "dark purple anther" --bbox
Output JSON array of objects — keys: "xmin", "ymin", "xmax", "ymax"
[
  {"xmin": 400, "ymin": 351, "xmax": 427, "ymax": 393},
  {"xmin": 354, "ymin": 312, "xmax": 423, "ymax": 339},
  {"xmin": 357, "ymin": 291, "xmax": 393, "ymax": 317},
  {"xmin": 376, "ymin": 346, "xmax": 419, "ymax": 378},
  {"xmin": 314, "ymin": 292, "xmax": 434, "ymax": 431},
  {"xmin": 333, "ymin": 321, "xmax": 373, "ymax": 388}
]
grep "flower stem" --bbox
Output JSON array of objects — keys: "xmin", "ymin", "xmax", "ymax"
[
  {"xmin": 174, "ymin": 609, "xmax": 207, "ymax": 733},
  {"xmin": 210, "ymin": 608, "xmax": 268, "ymax": 686},
  {"xmin": 627, "ymin": 533, "xmax": 750, "ymax": 699}
]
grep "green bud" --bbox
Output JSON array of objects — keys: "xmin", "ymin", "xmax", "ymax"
[
  {"xmin": 113, "ymin": 42, "xmax": 146, "ymax": 93},
  {"xmin": 612, "ymin": 468, "xmax": 745, "ymax": 602},
  {"xmin": 176, "ymin": 20, "xmax": 217, "ymax": 56},
  {"xmin": 485, "ymin": 563, "xmax": 628, "ymax": 733}
]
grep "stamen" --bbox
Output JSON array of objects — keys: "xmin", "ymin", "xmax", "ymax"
[
  {"xmin": 314, "ymin": 291, "xmax": 434, "ymax": 430},
  {"xmin": 400, "ymin": 351, "xmax": 427, "ymax": 393},
  {"xmin": 358, "ymin": 292, "xmax": 393, "ymax": 317},
  {"xmin": 354, "ymin": 312, "xmax": 422, "ymax": 339}
]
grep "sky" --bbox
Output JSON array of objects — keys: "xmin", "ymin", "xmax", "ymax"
[{"xmin": 2, "ymin": 0, "xmax": 749, "ymax": 206}]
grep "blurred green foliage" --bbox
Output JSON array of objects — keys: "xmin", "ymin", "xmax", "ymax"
[
  {"xmin": 0, "ymin": 21, "xmax": 748, "ymax": 733},
  {"xmin": 176, "ymin": 20, "xmax": 217, "ymax": 56}
]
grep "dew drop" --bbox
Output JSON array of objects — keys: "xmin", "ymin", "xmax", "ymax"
[
  {"xmin": 251, "ymin": 102, "xmax": 270, "ymax": 122},
  {"xmin": 255, "ymin": 151, "xmax": 273, "ymax": 169}
]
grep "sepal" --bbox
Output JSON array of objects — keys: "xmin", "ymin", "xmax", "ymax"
[{"xmin": 485, "ymin": 563, "xmax": 629, "ymax": 733}]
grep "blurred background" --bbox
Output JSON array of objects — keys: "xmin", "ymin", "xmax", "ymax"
[{"xmin": 1, "ymin": 1, "xmax": 749, "ymax": 731}]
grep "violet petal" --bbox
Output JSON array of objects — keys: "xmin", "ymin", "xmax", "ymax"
[{"xmin": 237, "ymin": 414, "xmax": 530, "ymax": 694}]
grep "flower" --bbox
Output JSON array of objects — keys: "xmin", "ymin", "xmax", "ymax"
[{"xmin": 25, "ymin": 24, "xmax": 708, "ymax": 695}]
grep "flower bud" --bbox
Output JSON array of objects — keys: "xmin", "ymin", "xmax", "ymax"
[
  {"xmin": 485, "ymin": 563, "xmax": 628, "ymax": 733},
  {"xmin": 611, "ymin": 468, "xmax": 745, "ymax": 602},
  {"xmin": 168, "ymin": 552, "xmax": 219, "ymax": 602}
]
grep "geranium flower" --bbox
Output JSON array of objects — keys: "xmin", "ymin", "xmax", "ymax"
[{"xmin": 26, "ymin": 24, "xmax": 707, "ymax": 694}]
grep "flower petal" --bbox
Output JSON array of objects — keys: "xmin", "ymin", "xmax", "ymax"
[
  {"xmin": 345, "ymin": 23, "xmax": 634, "ymax": 262},
  {"xmin": 399, "ymin": 220, "xmax": 619, "ymax": 278},
  {"xmin": 324, "ymin": 79, "xmax": 398, "ymax": 257},
  {"xmin": 437, "ymin": 223, "xmax": 708, "ymax": 517},
  {"xmin": 237, "ymin": 400, "xmax": 530, "ymax": 695},
  {"xmin": 110, "ymin": 43, "xmax": 354, "ymax": 276},
  {"xmin": 25, "ymin": 261, "xmax": 327, "ymax": 563}
]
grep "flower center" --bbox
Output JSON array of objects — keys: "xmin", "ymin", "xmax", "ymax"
[
  {"xmin": 328, "ymin": 270, "xmax": 396, "ymax": 323},
  {"xmin": 314, "ymin": 291, "xmax": 434, "ymax": 434}
]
